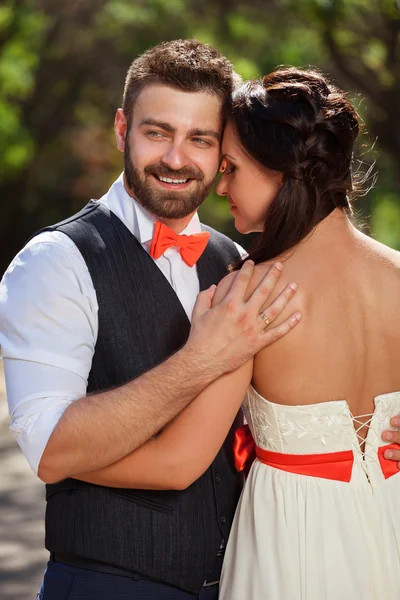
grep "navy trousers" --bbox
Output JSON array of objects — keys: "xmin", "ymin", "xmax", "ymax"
[{"xmin": 37, "ymin": 561, "xmax": 219, "ymax": 600}]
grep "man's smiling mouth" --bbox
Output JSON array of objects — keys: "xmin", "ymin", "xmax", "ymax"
[
  {"xmin": 157, "ymin": 176, "xmax": 189, "ymax": 184},
  {"xmin": 152, "ymin": 174, "xmax": 194, "ymax": 189}
]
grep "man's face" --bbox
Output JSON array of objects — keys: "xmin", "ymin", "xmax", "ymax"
[{"xmin": 122, "ymin": 84, "xmax": 223, "ymax": 220}]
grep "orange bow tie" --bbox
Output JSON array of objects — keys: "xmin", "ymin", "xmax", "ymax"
[{"xmin": 150, "ymin": 221, "xmax": 210, "ymax": 267}]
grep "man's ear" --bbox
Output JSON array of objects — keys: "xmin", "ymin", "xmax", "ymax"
[{"xmin": 114, "ymin": 108, "xmax": 127, "ymax": 152}]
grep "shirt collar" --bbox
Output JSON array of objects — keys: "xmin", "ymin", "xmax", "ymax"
[{"xmin": 99, "ymin": 172, "xmax": 202, "ymax": 245}]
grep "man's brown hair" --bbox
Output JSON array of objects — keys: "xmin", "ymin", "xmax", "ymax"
[{"xmin": 122, "ymin": 39, "xmax": 241, "ymax": 129}]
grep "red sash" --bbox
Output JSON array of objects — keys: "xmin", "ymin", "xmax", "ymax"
[
  {"xmin": 255, "ymin": 446, "xmax": 354, "ymax": 482},
  {"xmin": 234, "ymin": 424, "xmax": 400, "ymax": 482}
]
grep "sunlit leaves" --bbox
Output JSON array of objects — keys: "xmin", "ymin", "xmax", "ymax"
[
  {"xmin": 0, "ymin": 0, "xmax": 399, "ymax": 271},
  {"xmin": 371, "ymin": 195, "xmax": 400, "ymax": 249},
  {"xmin": 0, "ymin": 102, "xmax": 34, "ymax": 176},
  {"xmin": 0, "ymin": 7, "xmax": 47, "ymax": 98}
]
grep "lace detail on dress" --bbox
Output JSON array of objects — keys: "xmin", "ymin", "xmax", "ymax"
[
  {"xmin": 243, "ymin": 387, "xmax": 354, "ymax": 454},
  {"xmin": 243, "ymin": 385, "xmax": 400, "ymax": 459}
]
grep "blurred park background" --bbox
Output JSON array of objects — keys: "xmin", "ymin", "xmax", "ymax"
[
  {"xmin": 1, "ymin": 0, "xmax": 400, "ymax": 277},
  {"xmin": 0, "ymin": 0, "xmax": 399, "ymax": 597}
]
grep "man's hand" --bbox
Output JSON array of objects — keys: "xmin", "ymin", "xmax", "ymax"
[
  {"xmin": 187, "ymin": 260, "xmax": 301, "ymax": 376},
  {"xmin": 38, "ymin": 260, "xmax": 300, "ymax": 482},
  {"xmin": 382, "ymin": 416, "xmax": 400, "ymax": 468}
]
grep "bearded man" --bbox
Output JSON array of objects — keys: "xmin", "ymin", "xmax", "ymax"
[{"xmin": 1, "ymin": 40, "xmax": 300, "ymax": 600}]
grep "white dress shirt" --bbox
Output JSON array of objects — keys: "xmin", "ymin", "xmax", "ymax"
[{"xmin": 0, "ymin": 174, "xmax": 245, "ymax": 474}]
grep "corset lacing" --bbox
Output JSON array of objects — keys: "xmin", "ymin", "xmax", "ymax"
[{"xmin": 350, "ymin": 412, "xmax": 375, "ymax": 477}]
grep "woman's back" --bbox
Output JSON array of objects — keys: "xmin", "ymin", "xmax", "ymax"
[
  {"xmin": 221, "ymin": 212, "xmax": 400, "ymax": 600},
  {"xmin": 252, "ymin": 209, "xmax": 400, "ymax": 417},
  {"xmin": 220, "ymin": 66, "xmax": 400, "ymax": 600},
  {"xmin": 218, "ymin": 65, "xmax": 400, "ymax": 599}
]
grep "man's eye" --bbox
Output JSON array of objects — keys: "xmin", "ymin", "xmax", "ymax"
[
  {"xmin": 193, "ymin": 138, "xmax": 211, "ymax": 146},
  {"xmin": 147, "ymin": 131, "xmax": 164, "ymax": 138}
]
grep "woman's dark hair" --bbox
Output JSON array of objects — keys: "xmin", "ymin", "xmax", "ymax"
[{"xmin": 229, "ymin": 67, "xmax": 362, "ymax": 266}]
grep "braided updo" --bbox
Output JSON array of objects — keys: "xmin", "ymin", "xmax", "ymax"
[{"xmin": 229, "ymin": 67, "xmax": 361, "ymax": 264}]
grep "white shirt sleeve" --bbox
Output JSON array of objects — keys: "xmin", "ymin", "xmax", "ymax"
[{"xmin": 0, "ymin": 232, "xmax": 98, "ymax": 473}]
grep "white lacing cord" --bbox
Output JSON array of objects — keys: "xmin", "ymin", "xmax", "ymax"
[{"xmin": 351, "ymin": 413, "xmax": 375, "ymax": 470}]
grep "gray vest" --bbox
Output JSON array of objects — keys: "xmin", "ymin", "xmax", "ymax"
[{"xmin": 42, "ymin": 201, "xmax": 243, "ymax": 593}]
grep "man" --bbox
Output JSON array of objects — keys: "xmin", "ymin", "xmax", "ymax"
[
  {"xmin": 0, "ymin": 39, "xmax": 298, "ymax": 600},
  {"xmin": 1, "ymin": 39, "xmax": 399, "ymax": 599}
]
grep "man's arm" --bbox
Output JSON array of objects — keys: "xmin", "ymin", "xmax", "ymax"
[
  {"xmin": 1, "ymin": 238, "xmax": 299, "ymax": 483},
  {"xmin": 73, "ymin": 360, "xmax": 254, "ymax": 491},
  {"xmin": 38, "ymin": 261, "xmax": 300, "ymax": 483},
  {"xmin": 68, "ymin": 264, "xmax": 300, "ymax": 490}
]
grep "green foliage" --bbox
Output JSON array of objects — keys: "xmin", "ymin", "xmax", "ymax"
[
  {"xmin": 0, "ymin": 0, "xmax": 399, "ymax": 274},
  {"xmin": 371, "ymin": 195, "xmax": 400, "ymax": 249},
  {"xmin": 0, "ymin": 5, "xmax": 47, "ymax": 177}
]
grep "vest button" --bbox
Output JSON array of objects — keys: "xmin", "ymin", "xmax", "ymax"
[
  {"xmin": 215, "ymin": 474, "xmax": 222, "ymax": 484},
  {"xmin": 220, "ymin": 514, "xmax": 227, "ymax": 525}
]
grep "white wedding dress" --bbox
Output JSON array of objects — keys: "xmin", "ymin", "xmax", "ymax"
[{"xmin": 219, "ymin": 385, "xmax": 400, "ymax": 600}]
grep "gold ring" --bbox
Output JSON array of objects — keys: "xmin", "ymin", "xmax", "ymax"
[{"xmin": 260, "ymin": 313, "xmax": 270, "ymax": 327}]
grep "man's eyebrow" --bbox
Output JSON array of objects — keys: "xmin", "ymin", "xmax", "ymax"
[
  {"xmin": 188, "ymin": 128, "xmax": 221, "ymax": 142},
  {"xmin": 139, "ymin": 118, "xmax": 175, "ymax": 133}
]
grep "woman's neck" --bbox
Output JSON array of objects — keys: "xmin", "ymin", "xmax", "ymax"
[{"xmin": 277, "ymin": 208, "xmax": 359, "ymax": 264}]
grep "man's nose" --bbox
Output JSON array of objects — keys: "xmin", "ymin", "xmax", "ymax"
[
  {"xmin": 216, "ymin": 174, "xmax": 229, "ymax": 196},
  {"xmin": 161, "ymin": 143, "xmax": 190, "ymax": 171}
]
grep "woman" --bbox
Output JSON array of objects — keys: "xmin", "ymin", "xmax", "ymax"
[
  {"xmin": 216, "ymin": 68, "xmax": 400, "ymax": 599},
  {"xmin": 77, "ymin": 68, "xmax": 400, "ymax": 598}
]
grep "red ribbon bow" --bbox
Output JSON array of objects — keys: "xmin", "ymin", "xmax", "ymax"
[
  {"xmin": 233, "ymin": 424, "xmax": 256, "ymax": 474},
  {"xmin": 150, "ymin": 221, "xmax": 210, "ymax": 267}
]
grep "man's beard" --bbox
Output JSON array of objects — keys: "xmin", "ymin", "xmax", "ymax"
[{"xmin": 124, "ymin": 143, "xmax": 216, "ymax": 219}]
